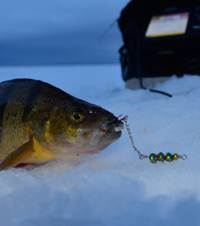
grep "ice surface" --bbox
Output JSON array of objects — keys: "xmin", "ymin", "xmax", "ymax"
[{"xmin": 0, "ymin": 65, "xmax": 200, "ymax": 226}]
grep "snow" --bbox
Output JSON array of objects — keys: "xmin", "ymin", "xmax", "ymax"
[{"xmin": 0, "ymin": 64, "xmax": 200, "ymax": 226}]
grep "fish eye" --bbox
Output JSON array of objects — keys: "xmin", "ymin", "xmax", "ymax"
[{"xmin": 70, "ymin": 108, "xmax": 85, "ymax": 124}]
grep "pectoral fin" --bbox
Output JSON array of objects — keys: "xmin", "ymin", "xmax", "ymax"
[{"xmin": 0, "ymin": 140, "xmax": 34, "ymax": 170}]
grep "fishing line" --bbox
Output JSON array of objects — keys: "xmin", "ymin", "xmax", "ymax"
[{"xmin": 99, "ymin": 20, "xmax": 117, "ymax": 44}]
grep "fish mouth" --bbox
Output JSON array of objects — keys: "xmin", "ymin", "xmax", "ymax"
[
  {"xmin": 88, "ymin": 115, "xmax": 124, "ymax": 146},
  {"xmin": 100, "ymin": 115, "xmax": 124, "ymax": 133}
]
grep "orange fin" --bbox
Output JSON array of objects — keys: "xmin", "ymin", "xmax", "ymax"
[{"xmin": 0, "ymin": 140, "xmax": 34, "ymax": 170}]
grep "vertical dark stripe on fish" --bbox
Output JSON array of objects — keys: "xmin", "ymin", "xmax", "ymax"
[
  {"xmin": 21, "ymin": 80, "xmax": 44, "ymax": 122},
  {"xmin": 0, "ymin": 82, "xmax": 16, "ymax": 144},
  {"xmin": 0, "ymin": 82, "xmax": 16, "ymax": 126}
]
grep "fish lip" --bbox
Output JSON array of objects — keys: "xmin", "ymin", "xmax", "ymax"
[
  {"xmin": 100, "ymin": 114, "xmax": 117, "ymax": 125},
  {"xmin": 100, "ymin": 115, "xmax": 124, "ymax": 133}
]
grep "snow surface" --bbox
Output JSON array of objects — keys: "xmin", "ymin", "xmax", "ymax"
[{"xmin": 0, "ymin": 64, "xmax": 200, "ymax": 226}]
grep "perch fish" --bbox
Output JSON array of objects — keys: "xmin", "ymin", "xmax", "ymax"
[{"xmin": 0, "ymin": 79, "xmax": 123, "ymax": 170}]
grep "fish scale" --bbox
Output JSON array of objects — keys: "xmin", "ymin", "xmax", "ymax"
[{"xmin": 0, "ymin": 98, "xmax": 29, "ymax": 159}]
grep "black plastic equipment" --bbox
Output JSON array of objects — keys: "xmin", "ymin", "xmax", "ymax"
[{"xmin": 118, "ymin": 0, "xmax": 200, "ymax": 97}]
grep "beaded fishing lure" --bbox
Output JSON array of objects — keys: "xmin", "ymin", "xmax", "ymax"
[{"xmin": 121, "ymin": 116, "xmax": 187, "ymax": 164}]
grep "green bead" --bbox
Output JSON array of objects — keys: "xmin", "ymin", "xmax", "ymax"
[
  {"xmin": 165, "ymin": 153, "xmax": 173, "ymax": 162},
  {"xmin": 157, "ymin": 152, "xmax": 165, "ymax": 162},
  {"xmin": 149, "ymin": 153, "xmax": 157, "ymax": 163}
]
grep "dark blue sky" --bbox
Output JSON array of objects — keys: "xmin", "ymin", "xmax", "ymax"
[{"xmin": 0, "ymin": 0, "xmax": 129, "ymax": 66}]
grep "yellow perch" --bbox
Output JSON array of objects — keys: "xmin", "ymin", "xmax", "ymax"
[{"xmin": 0, "ymin": 79, "xmax": 123, "ymax": 170}]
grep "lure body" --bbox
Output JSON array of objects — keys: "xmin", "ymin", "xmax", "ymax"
[{"xmin": 0, "ymin": 79, "xmax": 123, "ymax": 170}]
